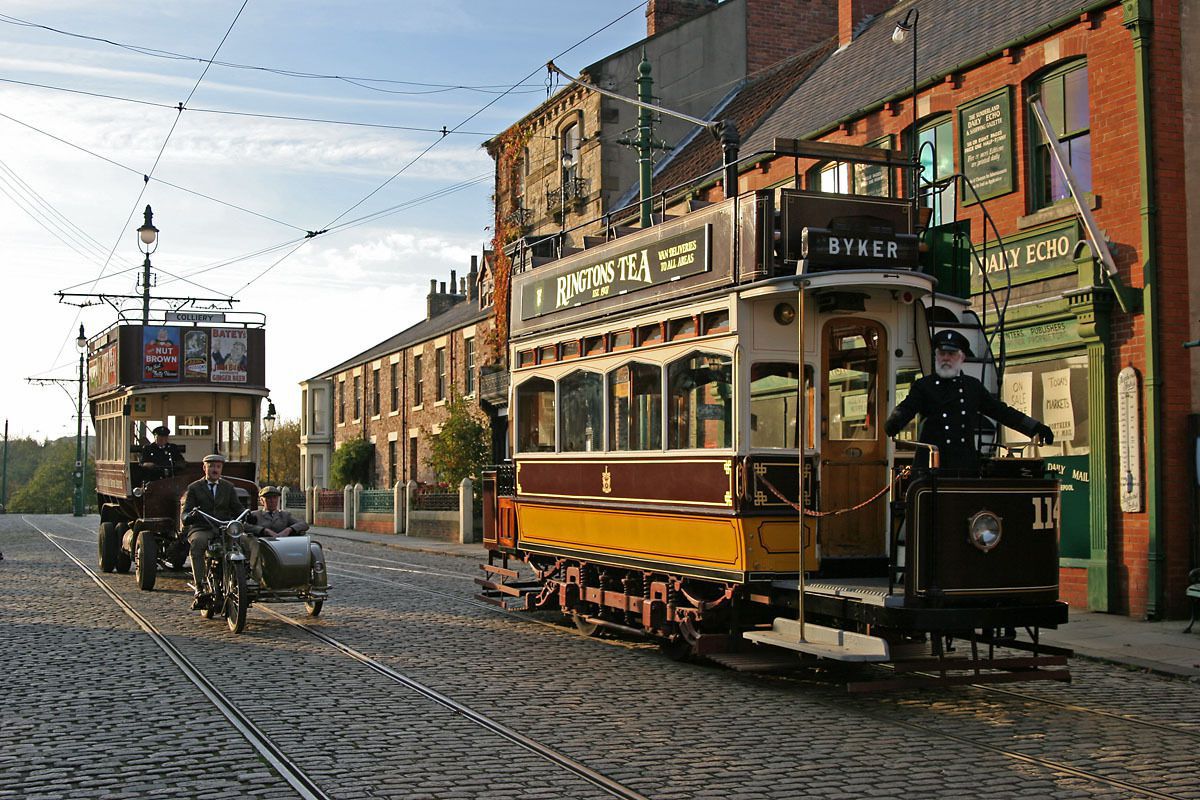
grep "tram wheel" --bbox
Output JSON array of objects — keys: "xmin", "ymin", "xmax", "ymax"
[
  {"xmin": 571, "ymin": 614, "xmax": 601, "ymax": 637},
  {"xmin": 135, "ymin": 534, "xmax": 157, "ymax": 591},
  {"xmin": 305, "ymin": 600, "xmax": 323, "ymax": 618},
  {"xmin": 97, "ymin": 522, "xmax": 118, "ymax": 573}
]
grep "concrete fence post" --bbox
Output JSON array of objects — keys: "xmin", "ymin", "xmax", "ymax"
[
  {"xmin": 306, "ymin": 486, "xmax": 317, "ymax": 525},
  {"xmin": 352, "ymin": 483, "xmax": 363, "ymax": 530},
  {"xmin": 458, "ymin": 478, "xmax": 474, "ymax": 544},
  {"xmin": 404, "ymin": 481, "xmax": 416, "ymax": 537},
  {"xmin": 342, "ymin": 485, "xmax": 352, "ymax": 529},
  {"xmin": 392, "ymin": 481, "xmax": 403, "ymax": 535}
]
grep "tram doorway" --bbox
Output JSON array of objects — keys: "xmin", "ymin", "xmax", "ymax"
[{"xmin": 820, "ymin": 318, "xmax": 888, "ymax": 560}]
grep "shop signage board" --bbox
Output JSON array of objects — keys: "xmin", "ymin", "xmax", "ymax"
[
  {"xmin": 959, "ymin": 86, "xmax": 1015, "ymax": 203},
  {"xmin": 520, "ymin": 224, "xmax": 710, "ymax": 320},
  {"xmin": 971, "ymin": 220, "xmax": 1082, "ymax": 291},
  {"xmin": 1001, "ymin": 318, "xmax": 1079, "ymax": 355}
]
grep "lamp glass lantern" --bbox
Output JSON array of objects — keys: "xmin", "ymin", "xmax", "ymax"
[{"xmin": 137, "ymin": 205, "xmax": 159, "ymax": 254}]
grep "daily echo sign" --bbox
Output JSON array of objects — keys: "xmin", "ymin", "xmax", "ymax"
[{"xmin": 520, "ymin": 224, "xmax": 711, "ymax": 320}]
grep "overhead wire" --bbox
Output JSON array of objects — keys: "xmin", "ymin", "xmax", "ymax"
[
  {"xmin": 228, "ymin": 0, "xmax": 650, "ymax": 295},
  {"xmin": 0, "ymin": 12, "xmax": 547, "ymax": 96}
]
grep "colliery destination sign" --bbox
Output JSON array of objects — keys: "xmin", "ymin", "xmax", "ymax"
[{"xmin": 520, "ymin": 224, "xmax": 710, "ymax": 320}]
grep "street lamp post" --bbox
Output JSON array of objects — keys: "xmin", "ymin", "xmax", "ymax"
[
  {"xmin": 74, "ymin": 324, "xmax": 86, "ymax": 517},
  {"xmin": 137, "ymin": 205, "xmax": 159, "ymax": 324},
  {"xmin": 263, "ymin": 401, "xmax": 277, "ymax": 484},
  {"xmin": 892, "ymin": 8, "xmax": 920, "ymax": 226}
]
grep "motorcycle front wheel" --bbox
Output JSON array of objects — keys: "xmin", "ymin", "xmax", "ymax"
[
  {"xmin": 201, "ymin": 558, "xmax": 222, "ymax": 620},
  {"xmin": 224, "ymin": 559, "xmax": 249, "ymax": 634}
]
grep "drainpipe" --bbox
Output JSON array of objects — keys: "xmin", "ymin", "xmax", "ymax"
[{"xmin": 1125, "ymin": 1, "xmax": 1164, "ymax": 618}]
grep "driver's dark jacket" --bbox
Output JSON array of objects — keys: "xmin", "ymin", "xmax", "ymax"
[
  {"xmin": 884, "ymin": 373, "xmax": 1041, "ymax": 471},
  {"xmin": 143, "ymin": 442, "xmax": 185, "ymax": 470},
  {"xmin": 182, "ymin": 478, "xmax": 242, "ymax": 532}
]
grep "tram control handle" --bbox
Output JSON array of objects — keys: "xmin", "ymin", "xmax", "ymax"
[{"xmin": 892, "ymin": 440, "xmax": 940, "ymax": 469}]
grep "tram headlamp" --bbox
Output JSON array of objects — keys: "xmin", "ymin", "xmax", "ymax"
[
  {"xmin": 773, "ymin": 302, "xmax": 796, "ymax": 325},
  {"xmin": 968, "ymin": 510, "xmax": 1003, "ymax": 552},
  {"xmin": 131, "ymin": 486, "xmax": 145, "ymax": 498}
]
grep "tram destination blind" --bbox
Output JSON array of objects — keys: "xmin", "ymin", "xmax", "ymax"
[
  {"xmin": 800, "ymin": 226, "xmax": 919, "ymax": 270},
  {"xmin": 520, "ymin": 224, "xmax": 711, "ymax": 320}
]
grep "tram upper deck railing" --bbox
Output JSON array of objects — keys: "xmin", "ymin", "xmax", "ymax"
[{"xmin": 507, "ymin": 139, "xmax": 927, "ymax": 338}]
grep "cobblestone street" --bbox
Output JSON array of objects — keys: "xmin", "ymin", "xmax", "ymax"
[{"xmin": 3, "ymin": 514, "xmax": 1200, "ymax": 800}]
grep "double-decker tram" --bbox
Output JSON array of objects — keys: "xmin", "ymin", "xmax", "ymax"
[
  {"xmin": 478, "ymin": 141, "xmax": 1069, "ymax": 690},
  {"xmin": 88, "ymin": 310, "xmax": 268, "ymax": 590}
]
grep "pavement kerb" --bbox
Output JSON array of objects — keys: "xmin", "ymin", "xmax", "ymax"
[{"xmin": 311, "ymin": 526, "xmax": 480, "ymax": 560}]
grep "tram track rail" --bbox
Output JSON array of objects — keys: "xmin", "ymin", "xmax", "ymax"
[
  {"xmin": 24, "ymin": 516, "xmax": 332, "ymax": 800},
  {"xmin": 42, "ymin": 516, "xmax": 1198, "ymax": 800},
  {"xmin": 34, "ymin": 516, "xmax": 650, "ymax": 800}
]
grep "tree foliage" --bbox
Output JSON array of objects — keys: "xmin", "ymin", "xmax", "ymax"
[
  {"xmin": 330, "ymin": 436, "xmax": 372, "ymax": 488},
  {"xmin": 424, "ymin": 391, "xmax": 491, "ymax": 489},
  {"xmin": 264, "ymin": 419, "xmax": 300, "ymax": 489},
  {"xmin": 8, "ymin": 438, "xmax": 96, "ymax": 513},
  {"xmin": 0, "ymin": 436, "xmax": 45, "ymax": 507}
]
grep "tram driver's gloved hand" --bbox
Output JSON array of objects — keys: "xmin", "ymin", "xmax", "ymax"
[{"xmin": 1033, "ymin": 423, "xmax": 1054, "ymax": 445}]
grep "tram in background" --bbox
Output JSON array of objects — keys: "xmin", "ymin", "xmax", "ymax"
[
  {"xmin": 88, "ymin": 311, "xmax": 268, "ymax": 590},
  {"xmin": 478, "ymin": 140, "xmax": 1069, "ymax": 689}
]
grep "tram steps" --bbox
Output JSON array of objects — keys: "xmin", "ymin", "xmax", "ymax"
[{"xmin": 743, "ymin": 618, "xmax": 891, "ymax": 662}]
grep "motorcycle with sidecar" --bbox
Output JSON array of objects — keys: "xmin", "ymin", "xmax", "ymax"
[{"xmin": 186, "ymin": 507, "xmax": 329, "ymax": 633}]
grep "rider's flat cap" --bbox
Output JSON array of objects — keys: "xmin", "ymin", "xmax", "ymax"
[
  {"xmin": 151, "ymin": 425, "xmax": 170, "ymax": 436},
  {"xmin": 201, "ymin": 453, "xmax": 226, "ymax": 464},
  {"xmin": 259, "ymin": 485, "xmax": 281, "ymax": 497}
]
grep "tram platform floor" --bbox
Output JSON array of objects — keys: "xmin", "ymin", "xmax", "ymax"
[{"xmin": 309, "ymin": 524, "xmax": 1200, "ymax": 679}]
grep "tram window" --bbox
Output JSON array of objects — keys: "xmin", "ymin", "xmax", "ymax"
[
  {"xmin": 668, "ymin": 352, "xmax": 732, "ymax": 449},
  {"xmin": 668, "ymin": 317, "xmax": 697, "ymax": 340},
  {"xmin": 608, "ymin": 362, "xmax": 662, "ymax": 451},
  {"xmin": 702, "ymin": 310, "xmax": 730, "ymax": 335},
  {"xmin": 826, "ymin": 323, "xmax": 881, "ymax": 441},
  {"xmin": 559, "ymin": 371, "xmax": 603, "ymax": 452},
  {"xmin": 611, "ymin": 330, "xmax": 633, "ymax": 350},
  {"xmin": 750, "ymin": 363, "xmax": 814, "ymax": 448},
  {"xmin": 893, "ymin": 368, "xmax": 921, "ymax": 442},
  {"xmin": 584, "ymin": 336, "xmax": 606, "ymax": 356},
  {"xmin": 560, "ymin": 340, "xmax": 580, "ymax": 360},
  {"xmin": 516, "ymin": 377, "xmax": 556, "ymax": 453},
  {"xmin": 638, "ymin": 323, "xmax": 663, "ymax": 346},
  {"xmin": 219, "ymin": 420, "xmax": 252, "ymax": 461}
]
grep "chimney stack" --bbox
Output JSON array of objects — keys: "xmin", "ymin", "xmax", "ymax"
[
  {"xmin": 646, "ymin": 0, "xmax": 718, "ymax": 36},
  {"xmin": 838, "ymin": 0, "xmax": 895, "ymax": 49}
]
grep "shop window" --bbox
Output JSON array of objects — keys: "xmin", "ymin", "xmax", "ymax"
[
  {"xmin": 1031, "ymin": 60, "xmax": 1091, "ymax": 209},
  {"xmin": 668, "ymin": 352, "xmax": 732, "ymax": 449},
  {"xmin": 608, "ymin": 362, "xmax": 662, "ymax": 451},
  {"xmin": 516, "ymin": 377, "xmax": 556, "ymax": 453},
  {"xmin": 814, "ymin": 161, "xmax": 851, "ymax": 194},
  {"xmin": 750, "ymin": 363, "xmax": 814, "ymax": 448},
  {"xmin": 559, "ymin": 370, "xmax": 603, "ymax": 452},
  {"xmin": 916, "ymin": 117, "xmax": 956, "ymax": 225}
]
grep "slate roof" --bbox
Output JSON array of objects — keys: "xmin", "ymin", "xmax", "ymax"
[
  {"xmin": 743, "ymin": 0, "xmax": 1115, "ymax": 153},
  {"xmin": 644, "ymin": 38, "xmax": 834, "ymax": 199},
  {"xmin": 306, "ymin": 299, "xmax": 490, "ymax": 382}
]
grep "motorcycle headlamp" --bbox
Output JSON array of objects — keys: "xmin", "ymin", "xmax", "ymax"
[
  {"xmin": 968, "ymin": 510, "xmax": 1003, "ymax": 553},
  {"xmin": 226, "ymin": 521, "xmax": 243, "ymax": 538}
]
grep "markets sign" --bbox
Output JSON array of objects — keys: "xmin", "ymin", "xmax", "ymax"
[
  {"xmin": 521, "ymin": 224, "xmax": 710, "ymax": 319},
  {"xmin": 959, "ymin": 86, "xmax": 1015, "ymax": 203}
]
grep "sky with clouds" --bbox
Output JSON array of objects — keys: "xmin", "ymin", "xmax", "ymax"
[{"xmin": 0, "ymin": 0, "xmax": 648, "ymax": 441}]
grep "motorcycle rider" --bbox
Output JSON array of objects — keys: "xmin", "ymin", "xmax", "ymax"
[{"xmin": 182, "ymin": 454, "xmax": 243, "ymax": 610}]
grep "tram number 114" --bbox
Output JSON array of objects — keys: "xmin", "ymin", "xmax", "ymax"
[{"xmin": 1030, "ymin": 496, "xmax": 1061, "ymax": 531}]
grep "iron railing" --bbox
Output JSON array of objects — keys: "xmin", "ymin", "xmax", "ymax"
[
  {"xmin": 316, "ymin": 490, "xmax": 344, "ymax": 512},
  {"xmin": 359, "ymin": 489, "xmax": 394, "ymax": 514},
  {"xmin": 413, "ymin": 491, "xmax": 458, "ymax": 511}
]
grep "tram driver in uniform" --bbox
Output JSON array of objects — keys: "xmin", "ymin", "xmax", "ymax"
[
  {"xmin": 884, "ymin": 330, "xmax": 1054, "ymax": 471},
  {"xmin": 140, "ymin": 425, "xmax": 186, "ymax": 478}
]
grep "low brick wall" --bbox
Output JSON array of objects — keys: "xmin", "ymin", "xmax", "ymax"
[
  {"xmin": 356, "ymin": 512, "xmax": 395, "ymax": 535},
  {"xmin": 408, "ymin": 510, "xmax": 458, "ymax": 541},
  {"xmin": 315, "ymin": 511, "xmax": 345, "ymax": 529}
]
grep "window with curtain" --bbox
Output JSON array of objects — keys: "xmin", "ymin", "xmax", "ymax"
[
  {"xmin": 516, "ymin": 377, "xmax": 556, "ymax": 452},
  {"xmin": 608, "ymin": 362, "xmax": 662, "ymax": 451},
  {"xmin": 1032, "ymin": 61, "xmax": 1090, "ymax": 208}
]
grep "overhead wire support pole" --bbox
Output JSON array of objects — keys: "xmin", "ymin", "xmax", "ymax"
[{"xmin": 546, "ymin": 61, "xmax": 741, "ymax": 202}]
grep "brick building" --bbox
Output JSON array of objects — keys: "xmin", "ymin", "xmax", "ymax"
[
  {"xmin": 629, "ymin": 0, "xmax": 1198, "ymax": 618},
  {"xmin": 299, "ymin": 260, "xmax": 492, "ymax": 490}
]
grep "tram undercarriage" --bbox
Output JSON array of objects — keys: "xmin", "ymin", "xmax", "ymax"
[{"xmin": 477, "ymin": 550, "xmax": 1071, "ymax": 692}]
